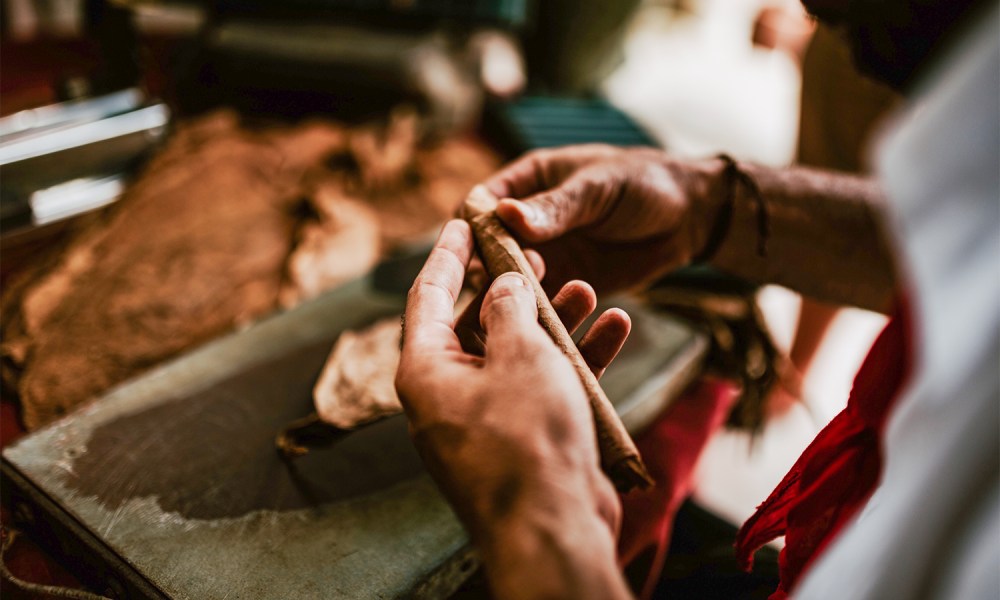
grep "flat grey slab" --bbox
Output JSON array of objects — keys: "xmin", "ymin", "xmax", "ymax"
[{"xmin": 3, "ymin": 276, "xmax": 705, "ymax": 599}]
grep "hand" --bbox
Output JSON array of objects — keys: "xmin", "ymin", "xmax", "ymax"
[
  {"xmin": 395, "ymin": 220, "xmax": 633, "ymax": 599},
  {"xmin": 483, "ymin": 144, "xmax": 723, "ymax": 294},
  {"xmin": 484, "ymin": 144, "xmax": 897, "ymax": 312}
]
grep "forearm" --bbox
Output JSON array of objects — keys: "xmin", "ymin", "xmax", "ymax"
[{"xmin": 697, "ymin": 157, "xmax": 898, "ymax": 312}]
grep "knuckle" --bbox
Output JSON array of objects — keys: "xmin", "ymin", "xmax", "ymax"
[
  {"xmin": 414, "ymin": 277, "xmax": 458, "ymax": 306},
  {"xmin": 596, "ymin": 475, "xmax": 623, "ymax": 532},
  {"xmin": 588, "ymin": 142, "xmax": 616, "ymax": 156},
  {"xmin": 393, "ymin": 362, "xmax": 416, "ymax": 398},
  {"xmin": 481, "ymin": 295, "xmax": 519, "ymax": 327},
  {"xmin": 488, "ymin": 282, "xmax": 523, "ymax": 304},
  {"xmin": 607, "ymin": 498, "xmax": 623, "ymax": 533},
  {"xmin": 527, "ymin": 147, "xmax": 551, "ymax": 163},
  {"xmin": 520, "ymin": 328, "xmax": 552, "ymax": 354},
  {"xmin": 406, "ymin": 281, "xmax": 421, "ymax": 303},
  {"xmin": 537, "ymin": 192, "xmax": 567, "ymax": 220}
]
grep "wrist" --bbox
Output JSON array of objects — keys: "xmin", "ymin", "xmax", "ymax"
[
  {"xmin": 688, "ymin": 155, "xmax": 774, "ymax": 269},
  {"xmin": 479, "ymin": 481, "xmax": 628, "ymax": 600},
  {"xmin": 686, "ymin": 155, "xmax": 734, "ymax": 264},
  {"xmin": 706, "ymin": 159, "xmax": 773, "ymax": 280}
]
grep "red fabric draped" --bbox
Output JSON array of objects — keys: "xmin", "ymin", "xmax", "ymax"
[
  {"xmin": 618, "ymin": 378, "xmax": 739, "ymax": 598},
  {"xmin": 735, "ymin": 302, "xmax": 913, "ymax": 598}
]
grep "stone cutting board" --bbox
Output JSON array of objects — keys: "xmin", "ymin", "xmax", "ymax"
[{"xmin": 2, "ymin": 275, "xmax": 706, "ymax": 599}]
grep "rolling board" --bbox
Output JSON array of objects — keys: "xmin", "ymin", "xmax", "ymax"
[{"xmin": 2, "ymin": 274, "xmax": 707, "ymax": 599}]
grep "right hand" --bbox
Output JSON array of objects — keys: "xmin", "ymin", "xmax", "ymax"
[{"xmin": 482, "ymin": 144, "xmax": 721, "ymax": 294}]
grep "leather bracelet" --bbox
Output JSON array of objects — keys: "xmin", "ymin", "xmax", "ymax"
[
  {"xmin": 692, "ymin": 154, "xmax": 769, "ymax": 263},
  {"xmin": 692, "ymin": 154, "xmax": 737, "ymax": 263}
]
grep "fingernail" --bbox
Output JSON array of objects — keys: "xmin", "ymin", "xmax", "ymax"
[{"xmin": 494, "ymin": 273, "xmax": 527, "ymax": 289}]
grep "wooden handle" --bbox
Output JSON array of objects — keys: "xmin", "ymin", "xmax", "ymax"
[{"xmin": 462, "ymin": 186, "xmax": 653, "ymax": 493}]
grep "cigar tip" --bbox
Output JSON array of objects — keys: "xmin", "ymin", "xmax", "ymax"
[{"xmin": 610, "ymin": 456, "xmax": 655, "ymax": 493}]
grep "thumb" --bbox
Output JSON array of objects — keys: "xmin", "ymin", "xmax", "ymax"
[
  {"xmin": 479, "ymin": 273, "xmax": 545, "ymax": 356},
  {"xmin": 495, "ymin": 169, "xmax": 610, "ymax": 243}
]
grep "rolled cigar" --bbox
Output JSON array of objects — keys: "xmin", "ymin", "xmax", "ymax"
[{"xmin": 462, "ymin": 185, "xmax": 654, "ymax": 493}]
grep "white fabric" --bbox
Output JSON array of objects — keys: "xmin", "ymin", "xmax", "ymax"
[{"xmin": 794, "ymin": 7, "xmax": 1000, "ymax": 600}]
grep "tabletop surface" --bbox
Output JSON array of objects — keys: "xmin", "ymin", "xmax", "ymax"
[{"xmin": 3, "ymin": 275, "xmax": 706, "ymax": 600}]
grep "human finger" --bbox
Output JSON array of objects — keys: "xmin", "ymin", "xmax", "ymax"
[
  {"xmin": 592, "ymin": 472, "xmax": 623, "ymax": 537},
  {"xmin": 458, "ymin": 273, "xmax": 581, "ymax": 357},
  {"xmin": 576, "ymin": 308, "xmax": 631, "ymax": 379},
  {"xmin": 550, "ymin": 280, "xmax": 597, "ymax": 335},
  {"xmin": 479, "ymin": 273, "xmax": 547, "ymax": 361},
  {"xmin": 524, "ymin": 249, "xmax": 546, "ymax": 282},
  {"xmin": 483, "ymin": 145, "xmax": 621, "ymax": 199},
  {"xmin": 482, "ymin": 151, "xmax": 549, "ymax": 199},
  {"xmin": 403, "ymin": 220, "xmax": 474, "ymax": 354},
  {"xmin": 458, "ymin": 252, "xmax": 545, "ymax": 356},
  {"xmin": 495, "ymin": 167, "xmax": 613, "ymax": 243}
]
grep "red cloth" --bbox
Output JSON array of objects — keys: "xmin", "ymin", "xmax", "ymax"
[
  {"xmin": 735, "ymin": 303, "xmax": 913, "ymax": 599},
  {"xmin": 618, "ymin": 378, "xmax": 739, "ymax": 599}
]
